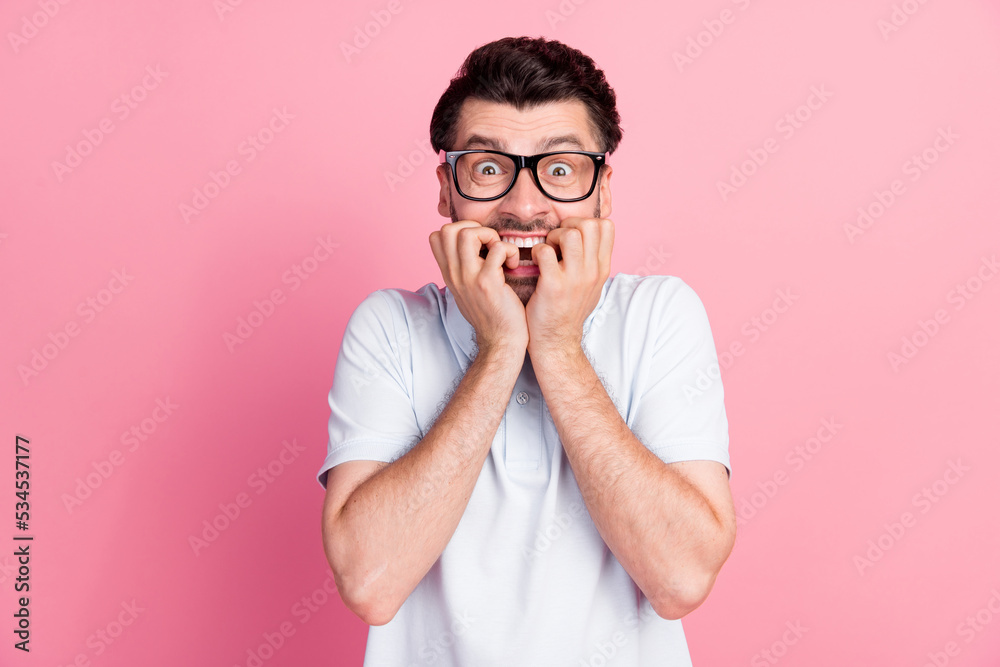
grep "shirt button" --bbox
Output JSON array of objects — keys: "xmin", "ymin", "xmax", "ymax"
[{"xmin": 516, "ymin": 391, "xmax": 529, "ymax": 405}]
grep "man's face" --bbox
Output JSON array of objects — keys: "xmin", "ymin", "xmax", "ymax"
[{"xmin": 435, "ymin": 98, "xmax": 613, "ymax": 306}]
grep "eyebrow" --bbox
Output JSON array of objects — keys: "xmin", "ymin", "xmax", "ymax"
[{"xmin": 462, "ymin": 134, "xmax": 589, "ymax": 153}]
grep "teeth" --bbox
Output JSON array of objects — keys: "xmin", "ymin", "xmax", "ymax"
[{"xmin": 501, "ymin": 235, "xmax": 545, "ymax": 247}]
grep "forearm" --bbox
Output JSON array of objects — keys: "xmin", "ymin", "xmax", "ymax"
[
  {"xmin": 532, "ymin": 345, "xmax": 731, "ymax": 619},
  {"xmin": 327, "ymin": 344, "xmax": 523, "ymax": 624}
]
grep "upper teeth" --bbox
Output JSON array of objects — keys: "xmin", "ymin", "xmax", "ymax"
[{"xmin": 502, "ymin": 236, "xmax": 545, "ymax": 247}]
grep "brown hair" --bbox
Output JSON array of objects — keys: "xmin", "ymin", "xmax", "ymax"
[{"xmin": 430, "ymin": 36, "xmax": 623, "ymax": 155}]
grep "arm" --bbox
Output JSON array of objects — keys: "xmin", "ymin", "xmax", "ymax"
[
  {"xmin": 322, "ymin": 220, "xmax": 525, "ymax": 625},
  {"xmin": 531, "ymin": 345, "xmax": 736, "ymax": 620},
  {"xmin": 525, "ymin": 217, "xmax": 735, "ymax": 620},
  {"xmin": 322, "ymin": 341, "xmax": 523, "ymax": 626}
]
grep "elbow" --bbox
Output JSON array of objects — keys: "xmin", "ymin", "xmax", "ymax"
[
  {"xmin": 340, "ymin": 562, "xmax": 401, "ymax": 627},
  {"xmin": 650, "ymin": 567, "xmax": 719, "ymax": 620},
  {"xmin": 326, "ymin": 557, "xmax": 401, "ymax": 626},
  {"xmin": 652, "ymin": 517, "xmax": 736, "ymax": 621},
  {"xmin": 322, "ymin": 521, "xmax": 400, "ymax": 626},
  {"xmin": 344, "ymin": 589, "xmax": 400, "ymax": 626}
]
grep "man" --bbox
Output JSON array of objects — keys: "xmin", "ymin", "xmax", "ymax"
[{"xmin": 318, "ymin": 36, "xmax": 736, "ymax": 665}]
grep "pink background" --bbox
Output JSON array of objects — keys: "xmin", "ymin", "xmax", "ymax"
[{"xmin": 2, "ymin": 0, "xmax": 999, "ymax": 665}]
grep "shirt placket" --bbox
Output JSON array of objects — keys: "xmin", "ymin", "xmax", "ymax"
[{"xmin": 504, "ymin": 354, "xmax": 543, "ymax": 471}]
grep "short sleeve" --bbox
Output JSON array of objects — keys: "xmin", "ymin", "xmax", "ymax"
[
  {"xmin": 316, "ymin": 290, "xmax": 422, "ymax": 488},
  {"xmin": 629, "ymin": 279, "xmax": 731, "ymax": 478}
]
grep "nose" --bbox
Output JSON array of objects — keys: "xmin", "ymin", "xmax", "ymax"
[{"xmin": 497, "ymin": 166, "xmax": 551, "ymax": 220}]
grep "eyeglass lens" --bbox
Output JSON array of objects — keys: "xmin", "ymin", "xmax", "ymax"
[{"xmin": 455, "ymin": 153, "xmax": 595, "ymax": 200}]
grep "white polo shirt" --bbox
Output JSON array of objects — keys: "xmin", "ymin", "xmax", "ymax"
[{"xmin": 317, "ymin": 273, "xmax": 731, "ymax": 666}]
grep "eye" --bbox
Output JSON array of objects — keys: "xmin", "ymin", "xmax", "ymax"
[
  {"xmin": 473, "ymin": 160, "xmax": 504, "ymax": 176},
  {"xmin": 545, "ymin": 161, "xmax": 573, "ymax": 177}
]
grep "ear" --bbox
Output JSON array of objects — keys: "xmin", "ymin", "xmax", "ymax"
[
  {"xmin": 598, "ymin": 165, "xmax": 612, "ymax": 218},
  {"xmin": 436, "ymin": 164, "xmax": 452, "ymax": 218}
]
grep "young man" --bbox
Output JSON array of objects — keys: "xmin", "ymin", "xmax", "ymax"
[{"xmin": 319, "ymin": 36, "xmax": 736, "ymax": 665}]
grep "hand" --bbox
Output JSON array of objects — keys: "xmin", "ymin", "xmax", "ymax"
[
  {"xmin": 429, "ymin": 220, "xmax": 528, "ymax": 355},
  {"xmin": 525, "ymin": 217, "xmax": 614, "ymax": 356}
]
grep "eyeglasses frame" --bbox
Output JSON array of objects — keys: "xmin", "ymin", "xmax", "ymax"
[{"xmin": 439, "ymin": 149, "xmax": 608, "ymax": 202}]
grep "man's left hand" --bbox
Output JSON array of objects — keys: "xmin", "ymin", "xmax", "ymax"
[{"xmin": 525, "ymin": 217, "xmax": 614, "ymax": 357}]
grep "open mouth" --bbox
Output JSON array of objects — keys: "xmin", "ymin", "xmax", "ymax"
[{"xmin": 478, "ymin": 239, "xmax": 560, "ymax": 264}]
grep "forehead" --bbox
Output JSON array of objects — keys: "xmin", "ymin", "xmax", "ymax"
[{"xmin": 453, "ymin": 97, "xmax": 599, "ymax": 153}]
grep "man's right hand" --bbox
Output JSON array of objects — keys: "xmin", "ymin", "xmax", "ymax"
[{"xmin": 429, "ymin": 220, "xmax": 528, "ymax": 354}]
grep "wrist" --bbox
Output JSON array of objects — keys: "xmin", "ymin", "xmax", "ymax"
[{"xmin": 474, "ymin": 336, "xmax": 526, "ymax": 367}]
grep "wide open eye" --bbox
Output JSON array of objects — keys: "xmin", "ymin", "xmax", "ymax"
[
  {"xmin": 544, "ymin": 161, "xmax": 573, "ymax": 178},
  {"xmin": 472, "ymin": 159, "xmax": 505, "ymax": 177}
]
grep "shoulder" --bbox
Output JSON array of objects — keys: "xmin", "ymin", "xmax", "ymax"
[
  {"xmin": 606, "ymin": 273, "xmax": 710, "ymax": 318},
  {"xmin": 350, "ymin": 282, "xmax": 446, "ymax": 322},
  {"xmin": 344, "ymin": 283, "xmax": 447, "ymax": 348}
]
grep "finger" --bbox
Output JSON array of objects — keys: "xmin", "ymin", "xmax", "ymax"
[
  {"xmin": 443, "ymin": 220, "xmax": 483, "ymax": 280},
  {"xmin": 503, "ymin": 240, "xmax": 519, "ymax": 269},
  {"xmin": 543, "ymin": 228, "xmax": 565, "ymax": 261},
  {"xmin": 429, "ymin": 230, "xmax": 452, "ymax": 284},
  {"xmin": 598, "ymin": 218, "xmax": 615, "ymax": 278},
  {"xmin": 479, "ymin": 241, "xmax": 520, "ymax": 269},
  {"xmin": 577, "ymin": 218, "xmax": 600, "ymax": 278},
  {"xmin": 484, "ymin": 238, "xmax": 519, "ymax": 272},
  {"xmin": 457, "ymin": 226, "xmax": 500, "ymax": 280},
  {"xmin": 429, "ymin": 230, "xmax": 442, "ymax": 268},
  {"xmin": 559, "ymin": 228, "xmax": 585, "ymax": 273},
  {"xmin": 531, "ymin": 240, "xmax": 560, "ymax": 276}
]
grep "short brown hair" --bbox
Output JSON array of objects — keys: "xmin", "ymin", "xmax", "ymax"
[{"xmin": 430, "ymin": 36, "xmax": 623, "ymax": 155}]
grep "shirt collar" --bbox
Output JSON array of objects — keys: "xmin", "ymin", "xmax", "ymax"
[{"xmin": 443, "ymin": 277, "xmax": 614, "ymax": 362}]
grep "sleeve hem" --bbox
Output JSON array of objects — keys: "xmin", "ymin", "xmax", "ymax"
[
  {"xmin": 646, "ymin": 441, "xmax": 732, "ymax": 479},
  {"xmin": 316, "ymin": 438, "xmax": 415, "ymax": 488}
]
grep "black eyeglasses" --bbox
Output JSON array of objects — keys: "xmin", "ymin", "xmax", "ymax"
[{"xmin": 440, "ymin": 149, "xmax": 607, "ymax": 202}]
